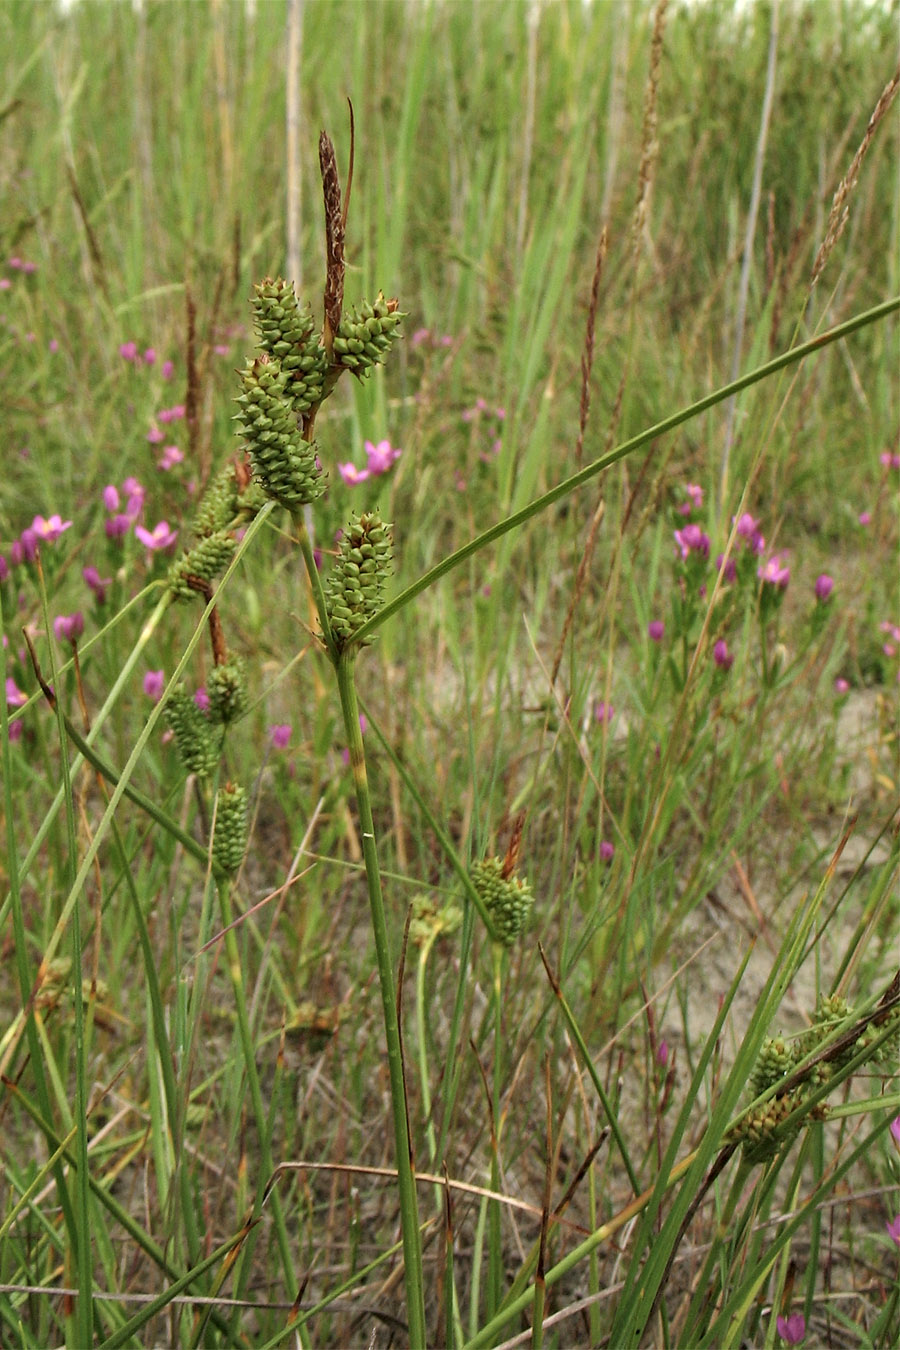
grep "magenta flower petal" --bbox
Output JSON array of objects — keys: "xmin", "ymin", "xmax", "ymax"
[
  {"xmin": 887, "ymin": 1214, "xmax": 900, "ymax": 1246},
  {"xmin": 776, "ymin": 1312, "xmax": 806, "ymax": 1344},
  {"xmin": 53, "ymin": 612, "xmax": 84, "ymax": 643},
  {"xmin": 599, "ymin": 840, "xmax": 615, "ymax": 862},
  {"xmin": 143, "ymin": 669, "xmax": 165, "ymax": 701},
  {"xmin": 269, "ymin": 723, "xmax": 292, "ymax": 750},
  {"xmin": 337, "ymin": 462, "xmax": 371, "ymax": 486},
  {"xmin": 32, "ymin": 514, "xmax": 72, "ymax": 543},
  {"xmin": 814, "ymin": 574, "xmax": 834, "ymax": 601},
  {"xmin": 6, "ymin": 676, "xmax": 28, "ymax": 708},
  {"xmin": 713, "ymin": 638, "xmax": 733, "ymax": 670},
  {"xmin": 648, "ymin": 620, "xmax": 665, "ymax": 642},
  {"xmin": 135, "ymin": 521, "xmax": 178, "ymax": 551}
]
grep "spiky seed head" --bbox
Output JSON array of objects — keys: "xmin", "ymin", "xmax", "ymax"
[
  {"xmin": 213, "ymin": 781, "xmax": 248, "ymax": 875},
  {"xmin": 207, "ymin": 657, "xmax": 249, "ymax": 725},
  {"xmin": 334, "ymin": 293, "xmax": 405, "ymax": 380},
  {"xmin": 167, "ymin": 531, "xmax": 237, "ymax": 600},
  {"xmin": 165, "ymin": 687, "xmax": 218, "ymax": 779},
  {"xmin": 235, "ymin": 356, "xmax": 326, "ymax": 509},
  {"xmin": 324, "ymin": 510, "xmax": 392, "ymax": 650},
  {"xmin": 469, "ymin": 855, "xmax": 534, "ymax": 946}
]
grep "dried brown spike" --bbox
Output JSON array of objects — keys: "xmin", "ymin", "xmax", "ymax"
[
  {"xmin": 319, "ymin": 130, "xmax": 345, "ymax": 352},
  {"xmin": 501, "ymin": 812, "xmax": 526, "ymax": 880}
]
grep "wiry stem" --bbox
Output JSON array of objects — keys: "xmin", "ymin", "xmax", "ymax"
[{"xmin": 335, "ymin": 647, "xmax": 427, "ymax": 1347}]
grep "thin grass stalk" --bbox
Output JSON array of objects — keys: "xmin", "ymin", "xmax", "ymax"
[
  {"xmin": 39, "ymin": 577, "xmax": 93, "ymax": 1348},
  {"xmin": 3, "ymin": 1079, "xmax": 233, "ymax": 1342},
  {"xmin": 109, "ymin": 805, "xmax": 204, "ymax": 1273},
  {"xmin": 0, "ymin": 594, "xmax": 83, "ymax": 1318},
  {"xmin": 285, "ymin": 0, "xmax": 303, "ymax": 288},
  {"xmin": 719, "ymin": 0, "xmax": 779, "ymax": 510},
  {"xmin": 354, "ymin": 297, "xmax": 899, "ymax": 645},
  {"xmin": 0, "ymin": 585, "xmax": 170, "ymax": 938},
  {"xmin": 539, "ymin": 945, "xmax": 640, "ymax": 1196},
  {"xmin": 487, "ymin": 940, "xmax": 505, "ymax": 1321},
  {"xmin": 466, "ymin": 951, "xmax": 751, "ymax": 1349},
  {"xmin": 334, "ymin": 647, "xmax": 427, "ymax": 1349},
  {"xmin": 213, "ymin": 872, "xmax": 295, "ymax": 1302}
]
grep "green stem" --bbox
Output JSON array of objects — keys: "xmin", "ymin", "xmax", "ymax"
[
  {"xmin": 293, "ymin": 511, "xmax": 337, "ymax": 660},
  {"xmin": 353, "ymin": 296, "xmax": 900, "ymax": 644},
  {"xmin": 487, "ymin": 941, "xmax": 504, "ymax": 1320},
  {"xmin": 336, "ymin": 648, "xmax": 427, "ymax": 1348},
  {"xmin": 215, "ymin": 875, "xmax": 295, "ymax": 1301}
]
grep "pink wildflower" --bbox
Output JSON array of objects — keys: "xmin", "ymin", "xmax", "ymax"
[
  {"xmin": 758, "ymin": 555, "xmax": 790, "ymax": 588},
  {"xmin": 102, "ymin": 484, "xmax": 120, "ymax": 512},
  {"xmin": 105, "ymin": 514, "xmax": 132, "ymax": 539},
  {"xmin": 269, "ymin": 723, "xmax": 292, "ymax": 750},
  {"xmin": 648, "ymin": 620, "xmax": 665, "ymax": 641},
  {"xmin": 134, "ymin": 521, "xmax": 178, "ymax": 551},
  {"xmin": 364, "ymin": 439, "xmax": 401, "ymax": 474},
  {"xmin": 735, "ymin": 512, "xmax": 765, "ymax": 553},
  {"xmin": 143, "ymin": 670, "xmax": 165, "ymax": 701},
  {"xmin": 599, "ymin": 840, "xmax": 615, "ymax": 862},
  {"xmin": 32, "ymin": 515, "xmax": 72, "ymax": 543},
  {"xmin": 776, "ymin": 1312, "xmax": 805, "ymax": 1344},
  {"xmin": 674, "ymin": 523, "xmax": 710, "ymax": 560},
  {"xmin": 143, "ymin": 347, "xmax": 156, "ymax": 365},
  {"xmin": 6, "ymin": 677, "xmax": 27, "ymax": 708},
  {"xmin": 337, "ymin": 462, "xmax": 371, "ymax": 486},
  {"xmin": 193, "ymin": 687, "xmax": 210, "ymax": 713},
  {"xmin": 82, "ymin": 566, "xmax": 111, "ymax": 602},
  {"xmin": 834, "ymin": 677, "xmax": 850, "ymax": 694},
  {"xmin": 53, "ymin": 612, "xmax": 84, "ymax": 643},
  {"xmin": 119, "ymin": 341, "xmax": 139, "ymax": 362},
  {"xmin": 162, "ymin": 359, "xmax": 175, "ymax": 380},
  {"xmin": 814, "ymin": 574, "xmax": 834, "ymax": 601},
  {"xmin": 713, "ymin": 638, "xmax": 733, "ymax": 670},
  {"xmin": 158, "ymin": 445, "xmax": 184, "ymax": 470},
  {"xmin": 886, "ymin": 1215, "xmax": 900, "ymax": 1246}
]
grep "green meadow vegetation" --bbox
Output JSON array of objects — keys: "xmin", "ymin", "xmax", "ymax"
[{"xmin": 1, "ymin": 0, "xmax": 898, "ymax": 1345}]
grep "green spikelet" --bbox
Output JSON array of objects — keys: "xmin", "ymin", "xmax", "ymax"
[
  {"xmin": 235, "ymin": 355, "xmax": 326, "ymax": 509},
  {"xmin": 251, "ymin": 278, "xmax": 329, "ymax": 414},
  {"xmin": 213, "ymin": 781, "xmax": 248, "ymax": 875},
  {"xmin": 324, "ymin": 510, "xmax": 392, "ymax": 649},
  {"xmin": 193, "ymin": 461, "xmax": 267, "ymax": 539},
  {"xmin": 167, "ymin": 531, "xmax": 237, "ymax": 600},
  {"xmin": 332, "ymin": 292, "xmax": 405, "ymax": 379},
  {"xmin": 736, "ymin": 1090, "xmax": 804, "ymax": 1166},
  {"xmin": 165, "ymin": 687, "xmax": 218, "ymax": 779},
  {"xmin": 749, "ymin": 1035, "xmax": 798, "ymax": 1098},
  {"xmin": 207, "ymin": 657, "xmax": 248, "ymax": 725},
  {"xmin": 469, "ymin": 856, "xmax": 534, "ymax": 946}
]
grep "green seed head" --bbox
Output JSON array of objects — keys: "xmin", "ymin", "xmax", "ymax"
[
  {"xmin": 213, "ymin": 781, "xmax": 248, "ymax": 875},
  {"xmin": 334, "ymin": 292, "xmax": 405, "ymax": 380},
  {"xmin": 235, "ymin": 356, "xmax": 326, "ymax": 509},
  {"xmin": 325, "ymin": 510, "xmax": 393, "ymax": 650},
  {"xmin": 749, "ymin": 1034, "xmax": 798, "ymax": 1098},
  {"xmin": 250, "ymin": 278, "xmax": 329, "ymax": 413},
  {"xmin": 469, "ymin": 856, "xmax": 534, "ymax": 946},
  {"xmin": 165, "ymin": 687, "xmax": 218, "ymax": 779},
  {"xmin": 167, "ymin": 531, "xmax": 237, "ymax": 600},
  {"xmin": 207, "ymin": 657, "xmax": 249, "ymax": 725},
  {"xmin": 193, "ymin": 460, "xmax": 267, "ymax": 539}
]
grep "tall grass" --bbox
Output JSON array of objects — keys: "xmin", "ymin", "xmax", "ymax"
[{"xmin": 1, "ymin": 1, "xmax": 898, "ymax": 1346}]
